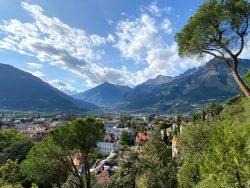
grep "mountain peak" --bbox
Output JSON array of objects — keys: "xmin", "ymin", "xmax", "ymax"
[
  {"xmin": 142, "ymin": 75, "xmax": 174, "ymax": 86},
  {"xmin": 0, "ymin": 63, "xmax": 97, "ymax": 113}
]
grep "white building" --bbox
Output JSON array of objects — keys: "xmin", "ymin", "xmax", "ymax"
[
  {"xmin": 104, "ymin": 123, "xmax": 133, "ymax": 140},
  {"xmin": 97, "ymin": 133, "xmax": 120, "ymax": 153}
]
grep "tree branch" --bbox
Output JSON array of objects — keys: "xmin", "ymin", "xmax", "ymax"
[
  {"xmin": 235, "ymin": 16, "xmax": 248, "ymax": 57},
  {"xmin": 202, "ymin": 50, "xmax": 232, "ymax": 68}
]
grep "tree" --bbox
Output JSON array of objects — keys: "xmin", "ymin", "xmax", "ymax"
[
  {"xmin": 20, "ymin": 136, "xmax": 71, "ymax": 187},
  {"xmin": 244, "ymin": 70, "xmax": 250, "ymax": 88},
  {"xmin": 204, "ymin": 102, "xmax": 223, "ymax": 118},
  {"xmin": 108, "ymin": 148, "xmax": 140, "ymax": 188},
  {"xmin": 120, "ymin": 131, "xmax": 134, "ymax": 146},
  {"xmin": 0, "ymin": 130, "xmax": 28, "ymax": 153},
  {"xmin": 197, "ymin": 119, "xmax": 250, "ymax": 187},
  {"xmin": 138, "ymin": 138, "xmax": 177, "ymax": 188},
  {"xmin": 0, "ymin": 139, "xmax": 33, "ymax": 164},
  {"xmin": 176, "ymin": 0, "xmax": 250, "ymax": 99},
  {"xmin": 177, "ymin": 121, "xmax": 212, "ymax": 187},
  {"xmin": 0, "ymin": 159, "xmax": 24, "ymax": 186},
  {"xmin": 177, "ymin": 116, "xmax": 250, "ymax": 187},
  {"xmin": 21, "ymin": 118, "xmax": 105, "ymax": 188},
  {"xmin": 0, "ymin": 130, "xmax": 33, "ymax": 164}
]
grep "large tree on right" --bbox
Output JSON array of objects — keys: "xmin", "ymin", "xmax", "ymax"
[{"xmin": 176, "ymin": 0, "xmax": 250, "ymax": 99}]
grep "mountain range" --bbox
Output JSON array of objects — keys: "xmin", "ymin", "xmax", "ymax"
[
  {"xmin": 74, "ymin": 82, "xmax": 132, "ymax": 107},
  {"xmin": 0, "ymin": 63, "xmax": 97, "ymax": 113},
  {"xmin": 0, "ymin": 58, "xmax": 249, "ymax": 113},
  {"xmin": 74, "ymin": 58, "xmax": 250, "ymax": 113}
]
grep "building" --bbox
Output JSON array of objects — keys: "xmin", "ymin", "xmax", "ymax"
[
  {"xmin": 104, "ymin": 123, "xmax": 133, "ymax": 140},
  {"xmin": 135, "ymin": 132, "xmax": 151, "ymax": 148},
  {"xmin": 172, "ymin": 136, "xmax": 180, "ymax": 158},
  {"xmin": 97, "ymin": 133, "xmax": 120, "ymax": 153}
]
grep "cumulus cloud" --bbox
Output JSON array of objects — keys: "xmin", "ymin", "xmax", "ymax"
[
  {"xmin": 27, "ymin": 70, "xmax": 79, "ymax": 94},
  {"xmin": 0, "ymin": 1, "xmax": 207, "ymax": 88},
  {"xmin": 114, "ymin": 10, "xmax": 205, "ymax": 82},
  {"xmin": 48, "ymin": 79, "xmax": 80, "ymax": 94},
  {"xmin": 0, "ymin": 2, "xmax": 119, "ymax": 86},
  {"xmin": 145, "ymin": 1, "xmax": 172, "ymax": 17},
  {"xmin": 31, "ymin": 70, "xmax": 47, "ymax": 81},
  {"xmin": 161, "ymin": 18, "xmax": 172, "ymax": 34}
]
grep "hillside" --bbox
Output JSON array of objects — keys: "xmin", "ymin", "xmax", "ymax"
[
  {"xmin": 74, "ymin": 82, "xmax": 132, "ymax": 107},
  {"xmin": 0, "ymin": 63, "xmax": 97, "ymax": 113},
  {"xmin": 126, "ymin": 58, "xmax": 250, "ymax": 112}
]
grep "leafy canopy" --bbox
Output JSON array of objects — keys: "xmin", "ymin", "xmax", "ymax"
[{"xmin": 176, "ymin": 0, "xmax": 250, "ymax": 63}]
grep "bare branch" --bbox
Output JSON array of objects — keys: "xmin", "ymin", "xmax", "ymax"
[
  {"xmin": 202, "ymin": 50, "xmax": 232, "ymax": 68},
  {"xmin": 235, "ymin": 16, "xmax": 248, "ymax": 57}
]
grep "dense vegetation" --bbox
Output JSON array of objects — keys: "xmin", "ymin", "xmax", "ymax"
[
  {"xmin": 0, "ymin": 94, "xmax": 250, "ymax": 188},
  {"xmin": 176, "ymin": 0, "xmax": 250, "ymax": 99},
  {"xmin": 0, "ymin": 118, "xmax": 105, "ymax": 188}
]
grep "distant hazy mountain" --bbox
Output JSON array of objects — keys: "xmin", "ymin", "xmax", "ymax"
[
  {"xmin": 75, "ymin": 58, "xmax": 250, "ymax": 113},
  {"xmin": 141, "ymin": 75, "xmax": 174, "ymax": 86},
  {"xmin": 127, "ymin": 75, "xmax": 174, "ymax": 99},
  {"xmin": 74, "ymin": 82, "xmax": 133, "ymax": 107},
  {"xmin": 125, "ymin": 58, "xmax": 250, "ymax": 113},
  {"xmin": 0, "ymin": 63, "xmax": 97, "ymax": 113}
]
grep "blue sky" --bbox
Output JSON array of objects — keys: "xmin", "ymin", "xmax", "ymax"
[{"xmin": 0, "ymin": 0, "xmax": 249, "ymax": 94}]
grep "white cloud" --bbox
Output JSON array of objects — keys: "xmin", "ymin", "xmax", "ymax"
[
  {"xmin": 27, "ymin": 70, "xmax": 79, "ymax": 94},
  {"xmin": 114, "ymin": 7, "xmax": 206, "ymax": 84},
  {"xmin": 161, "ymin": 18, "xmax": 172, "ymax": 34},
  {"xmin": 121, "ymin": 12, "xmax": 128, "ymax": 16},
  {"xmin": 105, "ymin": 18, "xmax": 113, "ymax": 25},
  {"xmin": 145, "ymin": 1, "xmax": 172, "ymax": 17},
  {"xmin": 48, "ymin": 79, "xmax": 79, "ymax": 94},
  {"xmin": 30, "ymin": 70, "xmax": 47, "ymax": 81},
  {"xmin": 115, "ymin": 14, "xmax": 161, "ymax": 63},
  {"xmin": 26, "ymin": 62, "xmax": 43, "ymax": 69},
  {"xmin": 146, "ymin": 1, "xmax": 161, "ymax": 17},
  {"xmin": 0, "ymin": 2, "xmax": 119, "ymax": 87},
  {"xmin": 239, "ymin": 40, "xmax": 250, "ymax": 59},
  {"xmin": 0, "ymin": 1, "xmax": 208, "ymax": 88}
]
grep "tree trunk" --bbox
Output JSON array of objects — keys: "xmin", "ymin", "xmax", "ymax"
[
  {"xmin": 231, "ymin": 68, "xmax": 250, "ymax": 100},
  {"xmin": 87, "ymin": 168, "xmax": 91, "ymax": 188},
  {"xmin": 79, "ymin": 177, "xmax": 84, "ymax": 188}
]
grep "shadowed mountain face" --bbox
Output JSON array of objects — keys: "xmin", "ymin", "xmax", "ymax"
[
  {"xmin": 125, "ymin": 58, "xmax": 250, "ymax": 112},
  {"xmin": 2, "ymin": 58, "xmax": 249, "ymax": 113},
  {"xmin": 0, "ymin": 63, "xmax": 97, "ymax": 113},
  {"xmin": 75, "ymin": 58, "xmax": 250, "ymax": 113},
  {"xmin": 74, "ymin": 82, "xmax": 132, "ymax": 107}
]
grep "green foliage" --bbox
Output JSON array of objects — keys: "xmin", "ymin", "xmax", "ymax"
[
  {"xmin": 120, "ymin": 114, "xmax": 132, "ymax": 125},
  {"xmin": 243, "ymin": 70, "xmax": 250, "ymax": 88},
  {"xmin": 138, "ymin": 138, "xmax": 177, "ymax": 188},
  {"xmin": 20, "ymin": 136, "xmax": 70, "ymax": 187},
  {"xmin": 0, "ymin": 130, "xmax": 29, "ymax": 153},
  {"xmin": 178, "ymin": 121, "xmax": 212, "ymax": 187},
  {"xmin": 178, "ymin": 103, "xmax": 250, "ymax": 188},
  {"xmin": 20, "ymin": 118, "xmax": 105, "ymax": 188},
  {"xmin": 0, "ymin": 160, "xmax": 23, "ymax": 186},
  {"xmin": 0, "ymin": 131, "xmax": 33, "ymax": 187},
  {"xmin": 225, "ymin": 95, "xmax": 242, "ymax": 105},
  {"xmin": 204, "ymin": 102, "xmax": 223, "ymax": 118},
  {"xmin": 198, "ymin": 120, "xmax": 250, "ymax": 187},
  {"xmin": 176, "ymin": 0, "xmax": 250, "ymax": 58},
  {"xmin": 0, "ymin": 139, "xmax": 33, "ymax": 163},
  {"xmin": 135, "ymin": 122, "xmax": 148, "ymax": 135},
  {"xmin": 109, "ymin": 137, "xmax": 177, "ymax": 188},
  {"xmin": 120, "ymin": 131, "xmax": 134, "ymax": 146},
  {"xmin": 108, "ymin": 148, "xmax": 140, "ymax": 188}
]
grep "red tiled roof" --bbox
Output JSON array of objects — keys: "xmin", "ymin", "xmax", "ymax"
[
  {"xmin": 135, "ymin": 132, "xmax": 150, "ymax": 143},
  {"xmin": 96, "ymin": 170, "xmax": 109, "ymax": 185}
]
